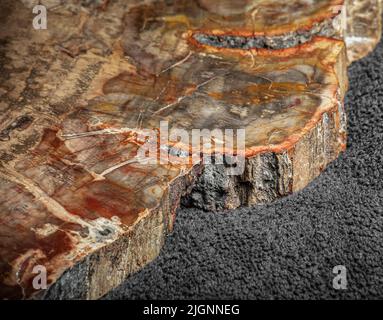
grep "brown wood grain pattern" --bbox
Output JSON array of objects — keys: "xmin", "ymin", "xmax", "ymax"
[{"xmin": 0, "ymin": 0, "xmax": 380, "ymax": 299}]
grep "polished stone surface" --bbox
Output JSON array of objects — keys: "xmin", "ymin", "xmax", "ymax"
[{"xmin": 0, "ymin": 0, "xmax": 379, "ymax": 299}]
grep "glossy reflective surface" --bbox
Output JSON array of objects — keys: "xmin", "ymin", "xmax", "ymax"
[{"xmin": 0, "ymin": 0, "xmax": 355, "ymax": 299}]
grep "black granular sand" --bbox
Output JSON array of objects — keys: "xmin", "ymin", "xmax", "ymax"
[{"xmin": 104, "ymin": 36, "xmax": 383, "ymax": 300}]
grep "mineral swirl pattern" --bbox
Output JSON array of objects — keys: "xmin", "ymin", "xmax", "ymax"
[{"xmin": 0, "ymin": 0, "xmax": 381, "ymax": 299}]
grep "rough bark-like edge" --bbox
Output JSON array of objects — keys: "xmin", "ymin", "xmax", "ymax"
[
  {"xmin": 0, "ymin": 1, "xmax": 352, "ymax": 300},
  {"xmin": 36, "ymin": 165, "xmax": 202, "ymax": 300},
  {"xmin": 183, "ymin": 92, "xmax": 347, "ymax": 212},
  {"xmin": 33, "ymin": 40, "xmax": 348, "ymax": 298},
  {"xmin": 183, "ymin": 40, "xmax": 348, "ymax": 212}
]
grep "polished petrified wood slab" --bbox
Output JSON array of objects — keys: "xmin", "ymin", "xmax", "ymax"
[
  {"xmin": 124, "ymin": 0, "xmax": 381, "ymax": 62},
  {"xmin": 0, "ymin": 0, "xmax": 379, "ymax": 299},
  {"xmin": 120, "ymin": 0, "xmax": 348, "ymax": 210}
]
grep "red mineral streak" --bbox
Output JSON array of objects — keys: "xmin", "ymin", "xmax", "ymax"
[
  {"xmin": 0, "ymin": 0, "xmax": 359, "ymax": 299},
  {"xmin": 193, "ymin": 0, "xmax": 344, "ymax": 37}
]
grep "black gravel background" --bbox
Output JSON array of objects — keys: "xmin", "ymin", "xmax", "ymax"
[{"xmin": 105, "ymin": 36, "xmax": 383, "ymax": 300}]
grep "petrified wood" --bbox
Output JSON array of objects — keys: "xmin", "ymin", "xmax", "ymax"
[
  {"xmin": 121, "ymin": 0, "xmax": 348, "ymax": 210},
  {"xmin": 125, "ymin": 0, "xmax": 381, "ymax": 62},
  {"xmin": 346, "ymin": 0, "xmax": 383, "ymax": 62},
  {"xmin": 0, "ymin": 0, "xmax": 377, "ymax": 299},
  {"xmin": 190, "ymin": 0, "xmax": 346, "ymax": 49}
]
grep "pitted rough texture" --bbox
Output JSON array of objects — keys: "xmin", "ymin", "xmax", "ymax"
[
  {"xmin": 105, "ymin": 34, "xmax": 383, "ymax": 300},
  {"xmin": 193, "ymin": 16, "xmax": 342, "ymax": 50}
]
